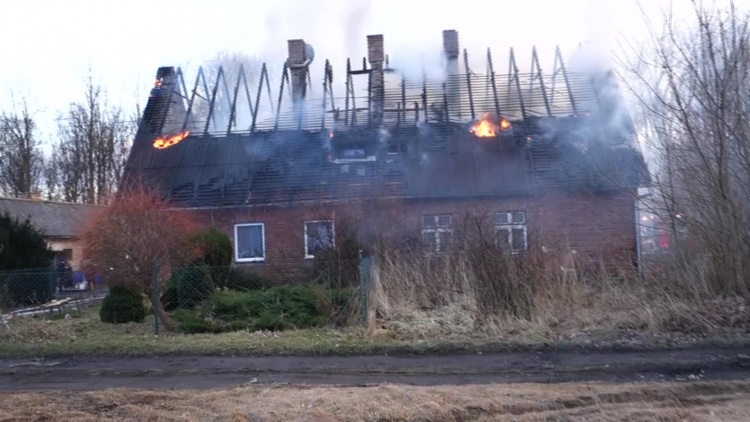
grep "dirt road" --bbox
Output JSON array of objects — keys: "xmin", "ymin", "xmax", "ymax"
[{"xmin": 2, "ymin": 347, "xmax": 749, "ymax": 391}]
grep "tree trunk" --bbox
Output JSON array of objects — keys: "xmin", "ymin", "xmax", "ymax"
[
  {"xmin": 156, "ymin": 300, "xmax": 174, "ymax": 331},
  {"xmin": 145, "ymin": 283, "xmax": 175, "ymax": 331}
]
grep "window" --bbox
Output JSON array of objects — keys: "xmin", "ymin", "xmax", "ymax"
[
  {"xmin": 342, "ymin": 148, "xmax": 366, "ymax": 159},
  {"xmin": 305, "ymin": 220, "xmax": 335, "ymax": 259},
  {"xmin": 234, "ymin": 223, "xmax": 265, "ymax": 262},
  {"xmin": 495, "ymin": 211, "xmax": 527, "ymax": 253},
  {"xmin": 387, "ymin": 143, "xmax": 407, "ymax": 154},
  {"xmin": 421, "ymin": 214, "xmax": 452, "ymax": 254}
]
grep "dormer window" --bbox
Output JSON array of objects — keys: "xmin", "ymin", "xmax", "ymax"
[
  {"xmin": 342, "ymin": 148, "xmax": 366, "ymax": 159},
  {"xmin": 332, "ymin": 147, "xmax": 376, "ymax": 163}
]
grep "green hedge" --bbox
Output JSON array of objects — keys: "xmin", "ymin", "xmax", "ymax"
[
  {"xmin": 191, "ymin": 227, "xmax": 233, "ymax": 267},
  {"xmin": 160, "ymin": 266, "xmax": 214, "ymax": 311},
  {"xmin": 174, "ymin": 285, "xmax": 353, "ymax": 333},
  {"xmin": 100, "ymin": 285, "xmax": 147, "ymax": 324},
  {"xmin": 162, "ymin": 266, "xmax": 268, "ymax": 311}
]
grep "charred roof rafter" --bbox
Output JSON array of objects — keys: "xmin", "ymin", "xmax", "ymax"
[
  {"xmin": 552, "ymin": 46, "xmax": 578, "ymax": 116},
  {"xmin": 203, "ymin": 65, "xmax": 225, "ymax": 136},
  {"xmin": 182, "ymin": 66, "xmax": 211, "ymax": 132},
  {"xmin": 487, "ymin": 48, "xmax": 502, "ymax": 118},
  {"xmin": 227, "ymin": 63, "xmax": 253, "ymax": 136},
  {"xmin": 251, "ymin": 63, "xmax": 274, "ymax": 133},
  {"xmin": 507, "ymin": 48, "xmax": 527, "ymax": 120},
  {"xmin": 151, "ymin": 40, "xmax": 599, "ymax": 138},
  {"xmin": 530, "ymin": 47, "xmax": 552, "ymax": 117}
]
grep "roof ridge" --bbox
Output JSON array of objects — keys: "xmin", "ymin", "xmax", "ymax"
[{"xmin": 0, "ymin": 197, "xmax": 102, "ymax": 207}]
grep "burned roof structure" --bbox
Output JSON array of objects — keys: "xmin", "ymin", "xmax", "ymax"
[{"xmin": 123, "ymin": 31, "xmax": 648, "ymax": 208}]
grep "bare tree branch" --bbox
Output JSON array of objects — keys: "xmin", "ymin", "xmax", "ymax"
[
  {"xmin": 50, "ymin": 74, "xmax": 135, "ymax": 204},
  {"xmin": 0, "ymin": 98, "xmax": 43, "ymax": 198}
]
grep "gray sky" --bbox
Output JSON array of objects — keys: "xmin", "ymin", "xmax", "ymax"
[{"xmin": 0, "ymin": 0, "xmax": 739, "ymax": 141}]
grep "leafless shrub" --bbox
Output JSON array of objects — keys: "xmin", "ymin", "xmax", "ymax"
[
  {"xmin": 81, "ymin": 185, "xmax": 198, "ymax": 328},
  {"xmin": 624, "ymin": 2, "xmax": 750, "ymax": 299},
  {"xmin": 306, "ymin": 205, "xmax": 362, "ymax": 290},
  {"xmin": 370, "ymin": 212, "xmax": 584, "ymax": 323},
  {"xmin": 368, "ymin": 211, "xmax": 748, "ymax": 341}
]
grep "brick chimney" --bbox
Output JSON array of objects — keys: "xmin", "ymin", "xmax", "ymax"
[
  {"xmin": 139, "ymin": 67, "xmax": 187, "ymax": 136},
  {"xmin": 287, "ymin": 39, "xmax": 309, "ymax": 112},
  {"xmin": 443, "ymin": 30, "xmax": 460, "ymax": 119},
  {"xmin": 367, "ymin": 34, "xmax": 385, "ymax": 127}
]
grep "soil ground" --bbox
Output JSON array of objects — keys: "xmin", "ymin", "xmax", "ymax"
[{"xmin": 2, "ymin": 346, "xmax": 750, "ymax": 391}]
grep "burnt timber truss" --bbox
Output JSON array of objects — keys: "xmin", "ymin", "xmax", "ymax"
[{"xmin": 152, "ymin": 46, "xmax": 601, "ymax": 138}]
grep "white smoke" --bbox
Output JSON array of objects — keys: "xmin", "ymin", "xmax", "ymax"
[{"xmin": 342, "ymin": 0, "xmax": 372, "ymax": 59}]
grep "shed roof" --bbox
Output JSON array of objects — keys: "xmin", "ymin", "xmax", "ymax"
[{"xmin": 0, "ymin": 198, "xmax": 98, "ymax": 238}]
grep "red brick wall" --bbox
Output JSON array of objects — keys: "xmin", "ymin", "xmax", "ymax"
[{"xmin": 188, "ymin": 191, "xmax": 637, "ymax": 271}]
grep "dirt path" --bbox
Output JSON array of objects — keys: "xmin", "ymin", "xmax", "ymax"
[{"xmin": 2, "ymin": 347, "xmax": 749, "ymax": 391}]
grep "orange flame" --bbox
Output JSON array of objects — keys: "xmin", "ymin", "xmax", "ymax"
[
  {"xmin": 470, "ymin": 114, "xmax": 511, "ymax": 138},
  {"xmin": 153, "ymin": 131, "xmax": 190, "ymax": 149},
  {"xmin": 471, "ymin": 118, "xmax": 496, "ymax": 137},
  {"xmin": 154, "ymin": 78, "xmax": 163, "ymax": 89},
  {"xmin": 500, "ymin": 118, "xmax": 511, "ymax": 130}
]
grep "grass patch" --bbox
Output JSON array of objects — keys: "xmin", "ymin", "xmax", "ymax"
[
  {"xmin": 0, "ymin": 305, "xmax": 390, "ymax": 358},
  {"xmin": 2, "ymin": 304, "xmax": 750, "ymax": 359}
]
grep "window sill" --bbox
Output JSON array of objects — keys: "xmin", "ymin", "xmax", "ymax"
[{"xmin": 235, "ymin": 258, "xmax": 265, "ymax": 263}]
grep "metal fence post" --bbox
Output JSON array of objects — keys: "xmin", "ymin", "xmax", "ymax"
[
  {"xmin": 152, "ymin": 258, "xmax": 159, "ymax": 336},
  {"xmin": 49, "ymin": 257, "xmax": 57, "ymax": 297},
  {"xmin": 358, "ymin": 251, "xmax": 371, "ymax": 323}
]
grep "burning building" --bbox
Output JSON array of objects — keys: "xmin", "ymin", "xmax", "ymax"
[{"xmin": 122, "ymin": 31, "xmax": 648, "ymax": 270}]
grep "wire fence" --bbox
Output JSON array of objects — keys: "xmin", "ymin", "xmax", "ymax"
[
  {"xmin": 0, "ymin": 268, "xmax": 57, "ymax": 311},
  {"xmin": 0, "ymin": 245, "xmax": 694, "ymax": 338},
  {"xmin": 0, "ymin": 257, "xmax": 373, "ymax": 335},
  {"xmin": 0, "ymin": 265, "xmax": 110, "ymax": 321},
  {"xmin": 152, "ymin": 258, "xmax": 369, "ymax": 335}
]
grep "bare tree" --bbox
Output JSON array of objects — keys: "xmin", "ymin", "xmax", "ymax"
[
  {"xmin": 81, "ymin": 186, "xmax": 198, "ymax": 329},
  {"xmin": 52, "ymin": 75, "xmax": 135, "ymax": 204},
  {"xmin": 626, "ymin": 1, "xmax": 750, "ymax": 298},
  {"xmin": 43, "ymin": 155, "xmax": 59, "ymax": 201},
  {"xmin": 0, "ymin": 99, "xmax": 44, "ymax": 198}
]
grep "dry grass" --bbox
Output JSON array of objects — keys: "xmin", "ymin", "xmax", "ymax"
[
  {"xmin": 2, "ymin": 238, "xmax": 750, "ymax": 358},
  {"xmin": 2, "ymin": 260, "xmax": 750, "ymax": 358},
  {"xmin": 1, "ymin": 381, "xmax": 750, "ymax": 421},
  {"xmin": 2, "ymin": 302, "xmax": 747, "ymax": 359},
  {"xmin": 370, "ymin": 247, "xmax": 750, "ymax": 345}
]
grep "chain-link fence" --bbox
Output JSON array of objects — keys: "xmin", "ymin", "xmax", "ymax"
[
  {"xmin": 154, "ymin": 258, "xmax": 369, "ymax": 335},
  {"xmin": 0, "ymin": 256, "xmax": 373, "ymax": 335},
  {"xmin": 0, "ymin": 265, "xmax": 111, "ymax": 318},
  {"xmin": 0, "ymin": 268, "xmax": 57, "ymax": 311}
]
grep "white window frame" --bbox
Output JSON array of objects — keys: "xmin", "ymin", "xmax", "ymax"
[
  {"xmin": 495, "ymin": 211, "xmax": 527, "ymax": 254},
  {"xmin": 332, "ymin": 156, "xmax": 377, "ymax": 164},
  {"xmin": 421, "ymin": 214, "xmax": 453, "ymax": 254},
  {"xmin": 304, "ymin": 220, "xmax": 336, "ymax": 259},
  {"xmin": 234, "ymin": 223, "xmax": 266, "ymax": 263}
]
